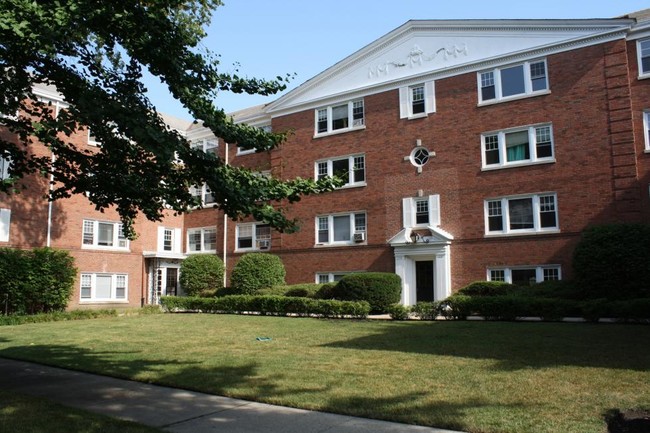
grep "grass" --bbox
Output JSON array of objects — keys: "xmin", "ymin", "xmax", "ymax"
[
  {"xmin": 0, "ymin": 390, "xmax": 162, "ymax": 433},
  {"xmin": 0, "ymin": 314, "xmax": 648, "ymax": 433}
]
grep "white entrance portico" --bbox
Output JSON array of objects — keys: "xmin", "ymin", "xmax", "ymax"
[{"xmin": 389, "ymin": 227, "xmax": 453, "ymax": 306}]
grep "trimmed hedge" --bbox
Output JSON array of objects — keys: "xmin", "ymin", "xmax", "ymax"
[
  {"xmin": 457, "ymin": 281, "xmax": 515, "ymax": 297},
  {"xmin": 230, "ymin": 253, "xmax": 286, "ymax": 294},
  {"xmin": 260, "ymin": 283, "xmax": 324, "ymax": 298},
  {"xmin": 0, "ymin": 309, "xmax": 118, "ymax": 326},
  {"xmin": 386, "ymin": 304, "xmax": 410, "ymax": 320},
  {"xmin": 179, "ymin": 254, "xmax": 224, "ymax": 297},
  {"xmin": 411, "ymin": 302, "xmax": 440, "ymax": 320},
  {"xmin": 331, "ymin": 272, "xmax": 401, "ymax": 314},
  {"xmin": 160, "ymin": 295, "xmax": 370, "ymax": 319},
  {"xmin": 573, "ymin": 224, "xmax": 650, "ymax": 300}
]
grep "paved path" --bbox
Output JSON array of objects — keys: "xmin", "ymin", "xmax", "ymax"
[{"xmin": 0, "ymin": 358, "xmax": 465, "ymax": 433}]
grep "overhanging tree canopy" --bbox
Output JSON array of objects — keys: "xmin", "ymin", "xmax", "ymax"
[{"xmin": 0, "ymin": 0, "xmax": 339, "ymax": 237}]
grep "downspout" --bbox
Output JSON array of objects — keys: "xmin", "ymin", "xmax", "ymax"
[
  {"xmin": 46, "ymin": 152, "xmax": 54, "ymax": 247},
  {"xmin": 222, "ymin": 141, "xmax": 228, "ymax": 287}
]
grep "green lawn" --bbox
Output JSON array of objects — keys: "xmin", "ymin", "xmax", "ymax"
[
  {"xmin": 0, "ymin": 390, "xmax": 162, "ymax": 433},
  {"xmin": 0, "ymin": 314, "xmax": 647, "ymax": 433}
]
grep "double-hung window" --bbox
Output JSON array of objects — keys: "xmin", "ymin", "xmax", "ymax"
[
  {"xmin": 638, "ymin": 39, "xmax": 650, "ymax": 78},
  {"xmin": 402, "ymin": 195, "xmax": 440, "ymax": 228},
  {"xmin": 315, "ymin": 100, "xmax": 364, "ymax": 136},
  {"xmin": 236, "ymin": 223, "xmax": 271, "ymax": 251},
  {"xmin": 187, "ymin": 227, "xmax": 217, "ymax": 253},
  {"xmin": 316, "ymin": 272, "xmax": 352, "ymax": 283},
  {"xmin": 488, "ymin": 266, "xmax": 561, "ymax": 285},
  {"xmin": 82, "ymin": 220, "xmax": 129, "ymax": 249},
  {"xmin": 482, "ymin": 124, "xmax": 554, "ymax": 169},
  {"xmin": 315, "ymin": 154, "xmax": 365, "ymax": 187},
  {"xmin": 399, "ymin": 81, "xmax": 436, "ymax": 118},
  {"xmin": 485, "ymin": 193, "xmax": 558, "ymax": 235},
  {"xmin": 157, "ymin": 227, "xmax": 181, "ymax": 253},
  {"xmin": 191, "ymin": 138, "xmax": 218, "ymax": 156},
  {"xmin": 0, "ymin": 156, "xmax": 10, "ymax": 180},
  {"xmin": 190, "ymin": 184, "xmax": 215, "ymax": 206},
  {"xmin": 478, "ymin": 59, "xmax": 548, "ymax": 103},
  {"xmin": 80, "ymin": 273, "xmax": 128, "ymax": 301},
  {"xmin": 316, "ymin": 212, "xmax": 366, "ymax": 245}
]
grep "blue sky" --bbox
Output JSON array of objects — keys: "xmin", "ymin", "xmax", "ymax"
[{"xmin": 147, "ymin": 1, "xmax": 650, "ymax": 120}]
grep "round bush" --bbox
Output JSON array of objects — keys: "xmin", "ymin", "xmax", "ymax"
[
  {"xmin": 458, "ymin": 281, "xmax": 515, "ymax": 297},
  {"xmin": 179, "ymin": 254, "xmax": 225, "ymax": 297},
  {"xmin": 573, "ymin": 224, "xmax": 650, "ymax": 300},
  {"xmin": 230, "ymin": 253, "xmax": 286, "ymax": 295},
  {"xmin": 331, "ymin": 272, "xmax": 401, "ymax": 314}
]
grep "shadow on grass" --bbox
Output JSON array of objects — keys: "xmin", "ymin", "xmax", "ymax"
[{"xmin": 322, "ymin": 321, "xmax": 650, "ymax": 371}]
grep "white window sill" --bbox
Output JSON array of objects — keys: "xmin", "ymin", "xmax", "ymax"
[
  {"xmin": 81, "ymin": 245, "xmax": 130, "ymax": 252},
  {"xmin": 314, "ymin": 242, "xmax": 366, "ymax": 248},
  {"xmin": 313, "ymin": 125, "xmax": 366, "ymax": 139},
  {"xmin": 234, "ymin": 248, "xmax": 264, "ymax": 253},
  {"xmin": 481, "ymin": 159, "xmax": 555, "ymax": 171},
  {"xmin": 644, "ymin": 149, "xmax": 650, "ymax": 154},
  {"xmin": 407, "ymin": 113, "xmax": 428, "ymax": 120},
  {"xmin": 484, "ymin": 229, "xmax": 560, "ymax": 238},
  {"xmin": 478, "ymin": 90, "xmax": 551, "ymax": 107},
  {"xmin": 638, "ymin": 73, "xmax": 650, "ymax": 80},
  {"xmin": 337, "ymin": 182, "xmax": 367, "ymax": 190},
  {"xmin": 237, "ymin": 149, "xmax": 256, "ymax": 156},
  {"xmin": 80, "ymin": 299, "xmax": 129, "ymax": 304},
  {"xmin": 186, "ymin": 250, "xmax": 217, "ymax": 254}
]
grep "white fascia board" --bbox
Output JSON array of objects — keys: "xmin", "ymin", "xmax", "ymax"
[{"xmin": 627, "ymin": 20, "xmax": 650, "ymax": 40}]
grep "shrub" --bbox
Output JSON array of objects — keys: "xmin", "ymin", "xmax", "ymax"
[
  {"xmin": 215, "ymin": 286, "xmax": 240, "ymax": 297},
  {"xmin": 331, "ymin": 272, "xmax": 401, "ymax": 314},
  {"xmin": 230, "ymin": 253, "xmax": 286, "ymax": 295},
  {"xmin": 411, "ymin": 302, "xmax": 440, "ymax": 320},
  {"xmin": 573, "ymin": 224, "xmax": 650, "ymax": 300},
  {"xmin": 179, "ymin": 254, "xmax": 224, "ymax": 297},
  {"xmin": 0, "ymin": 247, "xmax": 77, "ymax": 315},
  {"xmin": 314, "ymin": 283, "xmax": 336, "ymax": 299},
  {"xmin": 387, "ymin": 304, "xmax": 410, "ymax": 320},
  {"xmin": 0, "ymin": 309, "xmax": 117, "ymax": 326},
  {"xmin": 160, "ymin": 295, "xmax": 370, "ymax": 319},
  {"xmin": 458, "ymin": 281, "xmax": 515, "ymax": 297},
  {"xmin": 283, "ymin": 283, "xmax": 323, "ymax": 298},
  {"xmin": 513, "ymin": 280, "xmax": 582, "ymax": 300}
]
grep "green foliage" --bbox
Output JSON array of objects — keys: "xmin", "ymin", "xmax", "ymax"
[
  {"xmin": 0, "ymin": 309, "xmax": 117, "ymax": 326},
  {"xmin": 387, "ymin": 304, "xmax": 410, "ymax": 320},
  {"xmin": 230, "ymin": 253, "xmax": 286, "ymax": 295},
  {"xmin": 179, "ymin": 254, "xmax": 224, "ymax": 297},
  {"xmin": 0, "ymin": 247, "xmax": 76, "ymax": 315},
  {"xmin": 330, "ymin": 273, "xmax": 402, "ymax": 314},
  {"xmin": 411, "ymin": 302, "xmax": 441, "ymax": 320},
  {"xmin": 458, "ymin": 281, "xmax": 516, "ymax": 297},
  {"xmin": 314, "ymin": 283, "xmax": 336, "ymax": 299},
  {"xmin": 0, "ymin": 0, "xmax": 340, "ymax": 238},
  {"xmin": 573, "ymin": 224, "xmax": 650, "ymax": 299},
  {"xmin": 282, "ymin": 283, "xmax": 323, "ymax": 298},
  {"xmin": 160, "ymin": 295, "xmax": 370, "ymax": 319}
]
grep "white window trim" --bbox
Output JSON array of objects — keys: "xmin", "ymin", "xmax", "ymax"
[
  {"xmin": 484, "ymin": 193, "xmax": 559, "ymax": 237},
  {"xmin": 80, "ymin": 273, "xmax": 129, "ymax": 303},
  {"xmin": 643, "ymin": 109, "xmax": 650, "ymax": 153},
  {"xmin": 399, "ymin": 81, "xmax": 436, "ymax": 119},
  {"xmin": 87, "ymin": 129, "xmax": 100, "ymax": 146},
  {"xmin": 157, "ymin": 226, "xmax": 182, "ymax": 253},
  {"xmin": 314, "ymin": 99, "xmax": 365, "ymax": 137},
  {"xmin": 190, "ymin": 184, "xmax": 215, "ymax": 207},
  {"xmin": 315, "ymin": 271, "xmax": 358, "ymax": 283},
  {"xmin": 0, "ymin": 208, "xmax": 10, "ymax": 242},
  {"xmin": 315, "ymin": 212, "xmax": 367, "ymax": 246},
  {"xmin": 477, "ymin": 59, "xmax": 550, "ymax": 105},
  {"xmin": 481, "ymin": 123, "xmax": 555, "ymax": 170},
  {"xmin": 315, "ymin": 154, "xmax": 366, "ymax": 189},
  {"xmin": 487, "ymin": 265, "xmax": 562, "ymax": 284},
  {"xmin": 81, "ymin": 219, "xmax": 129, "ymax": 250},
  {"xmin": 237, "ymin": 125, "xmax": 271, "ymax": 155},
  {"xmin": 186, "ymin": 226, "xmax": 217, "ymax": 253},
  {"xmin": 235, "ymin": 222, "xmax": 272, "ymax": 252},
  {"xmin": 402, "ymin": 195, "xmax": 440, "ymax": 228},
  {"xmin": 191, "ymin": 138, "xmax": 219, "ymax": 154},
  {"xmin": 0, "ymin": 156, "xmax": 10, "ymax": 180},
  {"xmin": 637, "ymin": 38, "xmax": 650, "ymax": 80}
]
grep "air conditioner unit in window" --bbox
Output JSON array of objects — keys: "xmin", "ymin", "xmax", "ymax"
[
  {"xmin": 353, "ymin": 232, "xmax": 365, "ymax": 242},
  {"xmin": 257, "ymin": 240, "xmax": 271, "ymax": 250}
]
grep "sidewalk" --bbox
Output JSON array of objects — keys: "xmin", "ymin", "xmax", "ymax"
[{"xmin": 0, "ymin": 358, "xmax": 465, "ymax": 433}]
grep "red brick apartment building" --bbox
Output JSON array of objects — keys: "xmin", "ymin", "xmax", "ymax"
[{"xmin": 2, "ymin": 11, "xmax": 650, "ymax": 308}]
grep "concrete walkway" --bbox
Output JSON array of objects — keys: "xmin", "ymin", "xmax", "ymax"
[{"xmin": 0, "ymin": 358, "xmax": 465, "ymax": 433}]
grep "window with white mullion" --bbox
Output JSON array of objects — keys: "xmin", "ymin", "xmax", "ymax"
[
  {"xmin": 82, "ymin": 220, "xmax": 129, "ymax": 250},
  {"xmin": 485, "ymin": 194, "xmax": 558, "ymax": 235},
  {"xmin": 316, "ymin": 212, "xmax": 366, "ymax": 245},
  {"xmin": 638, "ymin": 39, "xmax": 650, "ymax": 77},
  {"xmin": 314, "ymin": 154, "xmax": 365, "ymax": 187},
  {"xmin": 315, "ymin": 100, "xmax": 365, "ymax": 135},
  {"xmin": 187, "ymin": 227, "xmax": 217, "ymax": 253},
  {"xmin": 236, "ymin": 223, "xmax": 271, "ymax": 251},
  {"xmin": 488, "ymin": 265, "xmax": 561, "ymax": 285},
  {"xmin": 479, "ymin": 59, "xmax": 548, "ymax": 103},
  {"xmin": 482, "ymin": 124, "xmax": 554, "ymax": 169},
  {"xmin": 80, "ymin": 273, "xmax": 128, "ymax": 301},
  {"xmin": 644, "ymin": 111, "xmax": 650, "ymax": 151}
]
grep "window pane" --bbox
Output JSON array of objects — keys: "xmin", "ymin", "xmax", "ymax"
[
  {"xmin": 352, "ymin": 101, "xmax": 364, "ymax": 126},
  {"xmin": 354, "ymin": 213, "xmax": 366, "ymax": 232},
  {"xmin": 508, "ymin": 198, "xmax": 534, "ymax": 230},
  {"xmin": 481, "ymin": 72, "xmax": 495, "ymax": 101},
  {"xmin": 83, "ymin": 221, "xmax": 94, "ymax": 245},
  {"xmin": 539, "ymin": 195, "xmax": 557, "ymax": 228},
  {"xmin": 505, "ymin": 130, "xmax": 530, "ymax": 162},
  {"xmin": 530, "ymin": 61, "xmax": 547, "ymax": 91},
  {"xmin": 115, "ymin": 275, "xmax": 126, "ymax": 299},
  {"xmin": 163, "ymin": 229, "xmax": 173, "ymax": 251},
  {"xmin": 411, "ymin": 86, "xmax": 425, "ymax": 114},
  {"xmin": 415, "ymin": 199, "xmax": 429, "ymax": 224},
  {"xmin": 80, "ymin": 275, "xmax": 92, "ymax": 299},
  {"xmin": 97, "ymin": 223, "xmax": 114, "ymax": 246},
  {"xmin": 256, "ymin": 224, "xmax": 271, "ymax": 240},
  {"xmin": 317, "ymin": 109, "xmax": 327, "ymax": 133},
  {"xmin": 535, "ymin": 126, "xmax": 553, "ymax": 158},
  {"xmin": 511, "ymin": 269, "xmax": 537, "ymax": 286},
  {"xmin": 95, "ymin": 275, "xmax": 112, "ymax": 299},
  {"xmin": 543, "ymin": 268, "xmax": 559, "ymax": 281},
  {"xmin": 641, "ymin": 40, "xmax": 650, "ymax": 73},
  {"xmin": 318, "ymin": 217, "xmax": 329, "ymax": 243},
  {"xmin": 203, "ymin": 229, "xmax": 216, "ymax": 250},
  {"xmin": 189, "ymin": 231, "xmax": 201, "ymax": 251},
  {"xmin": 333, "ymin": 215, "xmax": 351, "ymax": 241},
  {"xmin": 332, "ymin": 158, "xmax": 349, "ymax": 183},
  {"xmin": 487, "ymin": 201, "xmax": 503, "ymax": 232},
  {"xmin": 238, "ymin": 225, "xmax": 253, "ymax": 249},
  {"xmin": 332, "ymin": 105, "xmax": 348, "ymax": 130},
  {"xmin": 353, "ymin": 156, "xmax": 365, "ymax": 182},
  {"xmin": 317, "ymin": 162, "xmax": 328, "ymax": 180},
  {"xmin": 490, "ymin": 270, "xmax": 505, "ymax": 282},
  {"xmin": 317, "ymin": 274, "xmax": 329, "ymax": 284},
  {"xmin": 500, "ymin": 65, "xmax": 525, "ymax": 97},
  {"xmin": 484, "ymin": 135, "xmax": 500, "ymax": 165}
]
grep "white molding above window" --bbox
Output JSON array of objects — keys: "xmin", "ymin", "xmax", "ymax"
[
  {"xmin": 399, "ymin": 81, "xmax": 435, "ymax": 119},
  {"xmin": 478, "ymin": 59, "xmax": 549, "ymax": 105},
  {"xmin": 314, "ymin": 99, "xmax": 365, "ymax": 137},
  {"xmin": 80, "ymin": 273, "xmax": 128, "ymax": 302},
  {"xmin": 481, "ymin": 123, "xmax": 555, "ymax": 170},
  {"xmin": 315, "ymin": 154, "xmax": 366, "ymax": 188},
  {"xmin": 487, "ymin": 265, "xmax": 561, "ymax": 285},
  {"xmin": 82, "ymin": 219, "xmax": 129, "ymax": 250},
  {"xmin": 484, "ymin": 193, "xmax": 559, "ymax": 236},
  {"xmin": 637, "ymin": 38, "xmax": 650, "ymax": 79}
]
